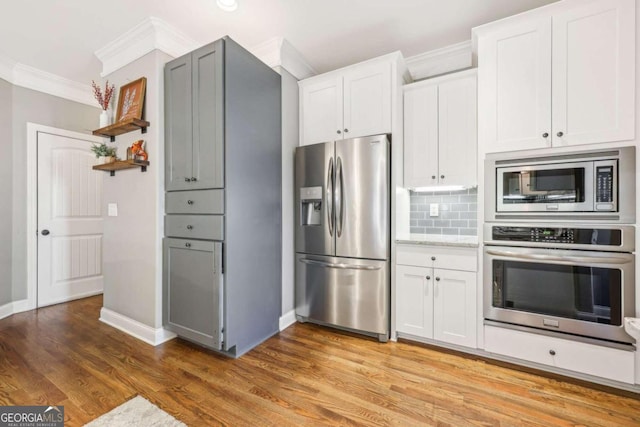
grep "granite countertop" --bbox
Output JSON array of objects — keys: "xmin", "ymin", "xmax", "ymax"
[{"xmin": 396, "ymin": 233, "xmax": 479, "ymax": 248}]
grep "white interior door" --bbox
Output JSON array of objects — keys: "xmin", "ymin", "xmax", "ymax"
[{"xmin": 37, "ymin": 132, "xmax": 104, "ymax": 307}]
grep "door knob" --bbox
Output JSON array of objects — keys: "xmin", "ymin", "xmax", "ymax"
[
  {"xmin": 557, "ymin": 131, "xmax": 564, "ymax": 137},
  {"xmin": 41, "ymin": 229, "xmax": 50, "ymax": 236}
]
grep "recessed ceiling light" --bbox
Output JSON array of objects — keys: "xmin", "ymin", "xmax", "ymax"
[{"xmin": 217, "ymin": 0, "xmax": 238, "ymax": 12}]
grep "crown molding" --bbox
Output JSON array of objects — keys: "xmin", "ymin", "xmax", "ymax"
[
  {"xmin": 95, "ymin": 17, "xmax": 199, "ymax": 77},
  {"xmin": 0, "ymin": 52, "xmax": 95, "ymax": 106},
  {"xmin": 406, "ymin": 40, "xmax": 472, "ymax": 80},
  {"xmin": 250, "ymin": 37, "xmax": 316, "ymax": 80}
]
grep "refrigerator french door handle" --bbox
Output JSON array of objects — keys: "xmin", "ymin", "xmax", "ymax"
[
  {"xmin": 299, "ymin": 258, "xmax": 382, "ymax": 270},
  {"xmin": 336, "ymin": 156, "xmax": 344, "ymax": 237},
  {"xmin": 327, "ymin": 158, "xmax": 334, "ymax": 237}
]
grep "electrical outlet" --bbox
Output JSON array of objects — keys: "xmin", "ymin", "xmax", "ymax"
[
  {"xmin": 429, "ymin": 203, "xmax": 439, "ymax": 217},
  {"xmin": 107, "ymin": 203, "xmax": 118, "ymax": 217}
]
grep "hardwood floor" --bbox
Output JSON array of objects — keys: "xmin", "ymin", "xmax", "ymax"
[{"xmin": 0, "ymin": 296, "xmax": 638, "ymax": 426}]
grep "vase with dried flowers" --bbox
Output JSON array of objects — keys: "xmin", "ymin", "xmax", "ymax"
[{"xmin": 92, "ymin": 80, "xmax": 115, "ymax": 128}]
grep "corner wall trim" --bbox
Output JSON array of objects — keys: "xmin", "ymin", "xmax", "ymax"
[
  {"xmin": 406, "ymin": 40, "xmax": 472, "ymax": 80},
  {"xmin": 279, "ymin": 310, "xmax": 297, "ymax": 331},
  {"xmin": 95, "ymin": 17, "xmax": 199, "ymax": 77},
  {"xmin": 0, "ymin": 299, "xmax": 32, "ymax": 321},
  {"xmin": 100, "ymin": 307, "xmax": 177, "ymax": 346},
  {"xmin": 250, "ymin": 37, "xmax": 316, "ymax": 80}
]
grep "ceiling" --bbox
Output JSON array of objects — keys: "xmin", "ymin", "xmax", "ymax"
[{"xmin": 1, "ymin": 0, "xmax": 558, "ymax": 84}]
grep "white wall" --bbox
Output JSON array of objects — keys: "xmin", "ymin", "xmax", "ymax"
[
  {"xmin": 276, "ymin": 66, "xmax": 299, "ymax": 318},
  {"xmin": 0, "ymin": 78, "xmax": 12, "ymax": 306},
  {"xmin": 11, "ymin": 85, "xmax": 98, "ymax": 302},
  {"xmin": 101, "ymin": 50, "xmax": 171, "ymax": 329}
]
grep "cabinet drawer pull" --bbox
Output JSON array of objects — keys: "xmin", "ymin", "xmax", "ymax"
[
  {"xmin": 187, "ymin": 200, "xmax": 194, "ymax": 205},
  {"xmin": 549, "ymin": 349, "xmax": 556, "ymax": 356},
  {"xmin": 185, "ymin": 243, "xmax": 191, "ymax": 248},
  {"xmin": 431, "ymin": 256, "xmax": 436, "ymax": 261},
  {"xmin": 186, "ymin": 225, "xmax": 193, "ymax": 230}
]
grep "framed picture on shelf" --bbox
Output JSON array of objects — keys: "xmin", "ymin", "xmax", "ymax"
[{"xmin": 115, "ymin": 77, "xmax": 146, "ymax": 122}]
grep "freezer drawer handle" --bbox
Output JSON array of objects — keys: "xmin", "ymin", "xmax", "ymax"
[
  {"xmin": 485, "ymin": 249, "xmax": 631, "ymax": 265},
  {"xmin": 299, "ymin": 258, "xmax": 382, "ymax": 271}
]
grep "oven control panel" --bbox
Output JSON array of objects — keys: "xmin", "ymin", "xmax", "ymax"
[{"xmin": 491, "ymin": 226, "xmax": 622, "ymax": 246}]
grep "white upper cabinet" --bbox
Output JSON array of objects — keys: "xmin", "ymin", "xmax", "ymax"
[
  {"xmin": 300, "ymin": 58, "xmax": 395, "ymax": 146},
  {"xmin": 477, "ymin": 0, "xmax": 635, "ymax": 153},
  {"xmin": 404, "ymin": 70, "xmax": 477, "ymax": 188}
]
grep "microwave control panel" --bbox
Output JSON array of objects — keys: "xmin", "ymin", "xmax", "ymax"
[
  {"xmin": 491, "ymin": 226, "xmax": 622, "ymax": 246},
  {"xmin": 595, "ymin": 165, "xmax": 614, "ymax": 203}
]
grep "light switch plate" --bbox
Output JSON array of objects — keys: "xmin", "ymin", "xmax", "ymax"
[
  {"xmin": 429, "ymin": 203, "xmax": 439, "ymax": 217},
  {"xmin": 107, "ymin": 203, "xmax": 118, "ymax": 217}
]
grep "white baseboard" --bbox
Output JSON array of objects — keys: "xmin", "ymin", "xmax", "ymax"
[
  {"xmin": 0, "ymin": 298, "xmax": 33, "ymax": 320},
  {"xmin": 279, "ymin": 310, "xmax": 297, "ymax": 331},
  {"xmin": 100, "ymin": 307, "xmax": 176, "ymax": 346}
]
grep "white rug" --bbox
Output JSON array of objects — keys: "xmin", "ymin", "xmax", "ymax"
[{"xmin": 84, "ymin": 396, "xmax": 187, "ymax": 427}]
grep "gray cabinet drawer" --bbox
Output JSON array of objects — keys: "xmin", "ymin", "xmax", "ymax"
[
  {"xmin": 165, "ymin": 189, "xmax": 224, "ymax": 214},
  {"xmin": 165, "ymin": 215, "xmax": 224, "ymax": 240}
]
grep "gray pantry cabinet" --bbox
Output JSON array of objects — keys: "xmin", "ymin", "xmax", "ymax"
[{"xmin": 163, "ymin": 36, "xmax": 282, "ymax": 357}]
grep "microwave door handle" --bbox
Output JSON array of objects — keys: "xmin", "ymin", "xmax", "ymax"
[{"xmin": 485, "ymin": 249, "xmax": 631, "ymax": 265}]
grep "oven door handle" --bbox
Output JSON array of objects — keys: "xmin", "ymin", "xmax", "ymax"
[{"xmin": 485, "ymin": 249, "xmax": 631, "ymax": 265}]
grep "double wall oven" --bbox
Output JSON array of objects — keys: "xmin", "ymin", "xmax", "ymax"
[{"xmin": 484, "ymin": 146, "xmax": 636, "ymax": 346}]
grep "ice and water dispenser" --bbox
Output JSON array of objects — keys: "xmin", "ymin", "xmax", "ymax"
[{"xmin": 300, "ymin": 186, "xmax": 323, "ymax": 226}]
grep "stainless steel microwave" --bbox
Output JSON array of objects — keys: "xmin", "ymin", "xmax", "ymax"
[{"xmin": 485, "ymin": 146, "xmax": 636, "ymax": 223}]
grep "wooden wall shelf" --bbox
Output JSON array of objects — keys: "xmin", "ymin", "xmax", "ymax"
[
  {"xmin": 92, "ymin": 118, "xmax": 150, "ymax": 142},
  {"xmin": 92, "ymin": 160, "xmax": 150, "ymax": 176}
]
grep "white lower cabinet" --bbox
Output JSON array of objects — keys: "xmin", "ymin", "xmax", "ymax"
[
  {"xmin": 485, "ymin": 325, "xmax": 635, "ymax": 384},
  {"xmin": 396, "ymin": 245, "xmax": 477, "ymax": 348}
]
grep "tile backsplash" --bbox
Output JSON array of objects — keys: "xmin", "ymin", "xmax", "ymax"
[{"xmin": 410, "ymin": 188, "xmax": 477, "ymax": 236}]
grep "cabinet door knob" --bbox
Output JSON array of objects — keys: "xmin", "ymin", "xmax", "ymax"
[
  {"xmin": 542, "ymin": 132, "xmax": 549, "ymax": 138},
  {"xmin": 549, "ymin": 349, "xmax": 556, "ymax": 356},
  {"xmin": 440, "ymin": 175, "xmax": 445, "ymax": 179},
  {"xmin": 185, "ymin": 177, "xmax": 191, "ymax": 182},
  {"xmin": 431, "ymin": 175, "xmax": 436, "ymax": 179},
  {"xmin": 435, "ymin": 277, "xmax": 440, "ymax": 281},
  {"xmin": 191, "ymin": 177, "xmax": 197, "ymax": 182},
  {"xmin": 344, "ymin": 128, "xmax": 349, "ymax": 133},
  {"xmin": 557, "ymin": 131, "xmax": 564, "ymax": 137},
  {"xmin": 41, "ymin": 229, "xmax": 50, "ymax": 236},
  {"xmin": 185, "ymin": 243, "xmax": 191, "ymax": 248},
  {"xmin": 431, "ymin": 256, "xmax": 436, "ymax": 261},
  {"xmin": 186, "ymin": 225, "xmax": 193, "ymax": 230},
  {"xmin": 337, "ymin": 130, "xmax": 342, "ymax": 134},
  {"xmin": 187, "ymin": 200, "xmax": 194, "ymax": 205},
  {"xmin": 426, "ymin": 275, "xmax": 431, "ymax": 280}
]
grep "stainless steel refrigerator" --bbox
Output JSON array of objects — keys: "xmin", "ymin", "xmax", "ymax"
[{"xmin": 295, "ymin": 134, "xmax": 390, "ymax": 342}]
